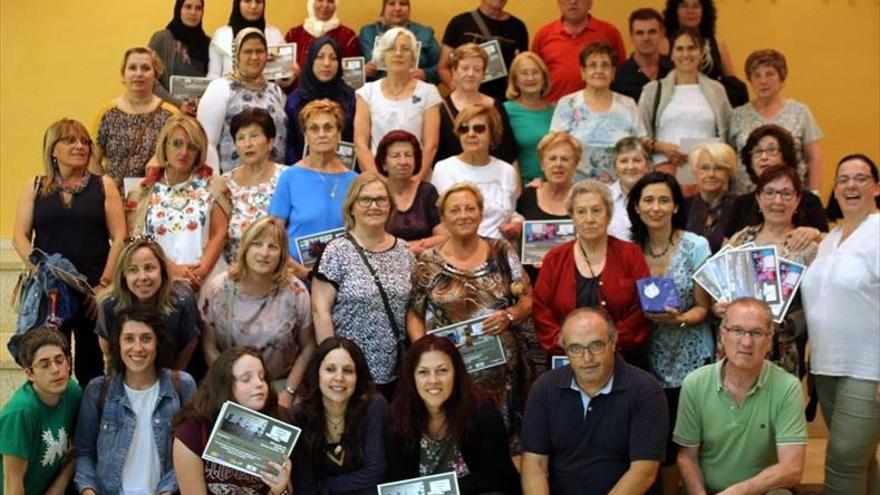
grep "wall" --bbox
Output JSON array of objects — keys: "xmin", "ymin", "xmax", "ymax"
[{"xmin": 1, "ymin": 0, "xmax": 878, "ymax": 238}]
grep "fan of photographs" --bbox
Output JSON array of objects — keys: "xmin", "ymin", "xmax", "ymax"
[{"xmin": 692, "ymin": 243, "xmax": 807, "ymax": 324}]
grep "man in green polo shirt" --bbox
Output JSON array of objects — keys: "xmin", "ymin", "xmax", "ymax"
[{"xmin": 674, "ymin": 297, "xmax": 806, "ymax": 494}]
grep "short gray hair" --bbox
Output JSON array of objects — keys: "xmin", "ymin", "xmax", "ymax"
[
  {"xmin": 721, "ymin": 297, "xmax": 774, "ymax": 330},
  {"xmin": 372, "ymin": 27, "xmax": 419, "ymax": 68},
  {"xmin": 558, "ymin": 307, "xmax": 617, "ymax": 347},
  {"xmin": 565, "ymin": 179, "xmax": 614, "ymax": 217}
]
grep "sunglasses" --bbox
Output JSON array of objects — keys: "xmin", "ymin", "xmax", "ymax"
[
  {"xmin": 457, "ymin": 123, "xmax": 488, "ymax": 135},
  {"xmin": 124, "ymin": 234, "xmax": 157, "ymax": 245},
  {"xmin": 169, "ymin": 138, "xmax": 200, "ymax": 153}
]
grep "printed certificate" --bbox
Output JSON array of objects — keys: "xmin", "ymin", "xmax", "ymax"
[
  {"xmin": 377, "ymin": 471, "xmax": 460, "ymax": 495},
  {"xmin": 202, "ymin": 401, "xmax": 301, "ymax": 478},
  {"xmin": 302, "ymin": 140, "xmax": 357, "ymax": 170},
  {"xmin": 551, "ymin": 356, "xmax": 570, "ymax": 369},
  {"xmin": 169, "ymin": 76, "xmax": 211, "ymax": 100},
  {"xmin": 294, "ymin": 227, "xmax": 346, "ymax": 268},
  {"xmin": 770, "ymin": 257, "xmax": 807, "ymax": 323},
  {"xmin": 480, "ymin": 39, "xmax": 508, "ymax": 83},
  {"xmin": 724, "ymin": 246, "xmax": 781, "ymax": 304},
  {"xmin": 264, "ymin": 43, "xmax": 297, "ymax": 80},
  {"xmin": 520, "ymin": 220, "xmax": 575, "ymax": 265},
  {"xmin": 342, "ymin": 56, "xmax": 366, "ymax": 89},
  {"xmin": 428, "ymin": 316, "xmax": 506, "ymax": 373}
]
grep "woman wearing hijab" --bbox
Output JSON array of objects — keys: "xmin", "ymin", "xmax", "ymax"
[
  {"xmin": 284, "ymin": 0, "xmax": 362, "ymax": 87},
  {"xmin": 285, "ymin": 36, "xmax": 356, "ymax": 165},
  {"xmin": 149, "ymin": 0, "xmax": 211, "ymax": 115},
  {"xmin": 207, "ymin": 0, "xmax": 285, "ymax": 79},
  {"xmin": 198, "ymin": 27, "xmax": 288, "ymax": 173}
]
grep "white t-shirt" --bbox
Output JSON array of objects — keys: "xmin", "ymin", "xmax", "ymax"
[
  {"xmin": 355, "ymin": 79, "xmax": 441, "ymax": 153},
  {"xmin": 802, "ymin": 213, "xmax": 880, "ymax": 381},
  {"xmin": 208, "ymin": 25, "xmax": 285, "ymax": 79},
  {"xmin": 431, "ymin": 156, "xmax": 518, "ymax": 239},
  {"xmin": 655, "ymin": 84, "xmax": 716, "ymax": 184},
  {"xmin": 121, "ymin": 381, "xmax": 162, "ymax": 495}
]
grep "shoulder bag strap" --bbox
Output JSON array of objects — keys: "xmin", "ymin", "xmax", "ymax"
[
  {"xmin": 441, "ymin": 97, "xmax": 457, "ymax": 126},
  {"xmin": 345, "ymin": 234, "xmax": 403, "ymax": 344},
  {"xmin": 651, "ymin": 79, "xmax": 662, "ymax": 137},
  {"xmin": 470, "ymin": 10, "xmax": 493, "ymax": 40}
]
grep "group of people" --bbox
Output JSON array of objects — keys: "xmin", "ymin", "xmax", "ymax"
[{"xmin": 2, "ymin": 1, "xmax": 878, "ymax": 495}]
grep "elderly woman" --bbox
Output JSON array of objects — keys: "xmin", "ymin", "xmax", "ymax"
[
  {"xmin": 730, "ymin": 49, "xmax": 823, "ymax": 193},
  {"xmin": 223, "ymin": 108, "xmax": 285, "ymax": 263},
  {"xmin": 13, "ymin": 118, "xmax": 126, "ymax": 384},
  {"xmin": 723, "ymin": 165, "xmax": 819, "ymax": 378},
  {"xmin": 202, "ymin": 217, "xmax": 315, "ymax": 408},
  {"xmin": 408, "ymin": 183, "xmax": 533, "ymax": 432},
  {"xmin": 312, "ymin": 174, "xmax": 414, "ymax": 401},
  {"xmin": 269, "ymin": 99, "xmax": 358, "ymax": 279},
  {"xmin": 684, "ymin": 142, "xmax": 737, "ymax": 252},
  {"xmin": 550, "ymin": 42, "xmax": 646, "ymax": 183},
  {"xmin": 725, "ymin": 125, "xmax": 828, "ymax": 240},
  {"xmin": 802, "ymin": 154, "xmax": 880, "ymax": 495},
  {"xmin": 96, "ymin": 237, "xmax": 201, "ymax": 374},
  {"xmin": 662, "ymin": 0, "xmax": 735, "ymax": 81},
  {"xmin": 639, "ymin": 27, "xmax": 731, "ymax": 184},
  {"xmin": 198, "ymin": 28, "xmax": 288, "ymax": 172},
  {"xmin": 608, "ymin": 137, "xmax": 652, "ymax": 242},
  {"xmin": 285, "ymin": 36, "xmax": 356, "ymax": 164},
  {"xmin": 354, "ymin": 27, "xmax": 441, "ymax": 177},
  {"xmin": 627, "ymin": 172, "xmax": 712, "ymax": 486},
  {"xmin": 435, "ymin": 43, "xmax": 517, "ymax": 165},
  {"xmin": 432, "ymin": 104, "xmax": 520, "ymax": 241},
  {"xmin": 126, "ymin": 115, "xmax": 230, "ymax": 291},
  {"xmin": 532, "ymin": 180, "xmax": 651, "ymax": 363},
  {"xmin": 149, "ymin": 0, "xmax": 210, "ymax": 114},
  {"xmin": 517, "ymin": 132, "xmax": 580, "ymax": 222},
  {"xmin": 359, "ymin": 0, "xmax": 441, "ymax": 83},
  {"xmin": 386, "ymin": 335, "xmax": 521, "ymax": 494},
  {"xmin": 504, "ymin": 51, "xmax": 555, "ymax": 184},
  {"xmin": 284, "ymin": 0, "xmax": 362, "ymax": 83},
  {"xmin": 375, "ymin": 130, "xmax": 445, "ymax": 254},
  {"xmin": 93, "ymin": 47, "xmax": 179, "ymax": 185},
  {"xmin": 291, "ymin": 337, "xmax": 388, "ymax": 494},
  {"xmin": 207, "ymin": 0, "xmax": 285, "ymax": 79}
]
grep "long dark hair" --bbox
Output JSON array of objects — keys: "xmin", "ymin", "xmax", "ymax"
[
  {"xmin": 296, "ymin": 337, "xmax": 375, "ymax": 472},
  {"xmin": 627, "ymin": 172, "xmax": 688, "ymax": 248},
  {"xmin": 173, "ymin": 347, "xmax": 279, "ymax": 427},
  {"xmin": 827, "ymin": 154, "xmax": 880, "ymax": 221},
  {"xmin": 108, "ymin": 306, "xmax": 174, "ymax": 376},
  {"xmin": 167, "ymin": 0, "xmax": 210, "ymax": 67},
  {"xmin": 390, "ymin": 335, "xmax": 480, "ymax": 449},
  {"xmin": 663, "ymin": 0, "xmax": 717, "ymax": 39},
  {"xmin": 229, "ymin": 0, "xmax": 266, "ymax": 37}
]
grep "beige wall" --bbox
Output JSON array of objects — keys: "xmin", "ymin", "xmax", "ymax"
[{"xmin": 1, "ymin": 0, "xmax": 878, "ymax": 237}]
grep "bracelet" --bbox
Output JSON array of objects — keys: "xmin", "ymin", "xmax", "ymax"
[{"xmin": 284, "ymin": 384, "xmax": 296, "ymax": 396}]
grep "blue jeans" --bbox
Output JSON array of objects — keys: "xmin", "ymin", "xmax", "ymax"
[{"xmin": 814, "ymin": 374, "xmax": 880, "ymax": 495}]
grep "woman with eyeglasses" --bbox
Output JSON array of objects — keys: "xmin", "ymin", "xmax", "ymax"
[
  {"xmin": 126, "ymin": 115, "xmax": 230, "ymax": 292},
  {"xmin": 683, "ymin": 142, "xmax": 737, "ymax": 253},
  {"xmin": 802, "ymin": 154, "xmax": 880, "ymax": 495},
  {"xmin": 13, "ymin": 118, "xmax": 127, "ymax": 385},
  {"xmin": 311, "ymin": 174, "xmax": 415, "ymax": 401},
  {"xmin": 96, "ymin": 237, "xmax": 202, "ymax": 375},
  {"xmin": 432, "ymin": 104, "xmax": 520, "ymax": 241},
  {"xmin": 724, "ymin": 125, "xmax": 828, "ymax": 243},
  {"xmin": 721, "ymin": 165, "xmax": 819, "ymax": 377}
]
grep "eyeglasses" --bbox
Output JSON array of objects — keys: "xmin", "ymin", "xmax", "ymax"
[
  {"xmin": 58, "ymin": 136, "xmax": 92, "ymax": 147},
  {"xmin": 834, "ymin": 174, "xmax": 874, "ymax": 186},
  {"xmin": 356, "ymin": 195, "xmax": 390, "ymax": 207},
  {"xmin": 723, "ymin": 326, "xmax": 771, "ymax": 341},
  {"xmin": 750, "ymin": 146, "xmax": 780, "ymax": 158},
  {"xmin": 458, "ymin": 123, "xmax": 488, "ymax": 135},
  {"xmin": 169, "ymin": 138, "xmax": 200, "ymax": 153},
  {"xmin": 758, "ymin": 188, "xmax": 796, "ymax": 201},
  {"xmin": 29, "ymin": 354, "xmax": 68, "ymax": 371},
  {"xmin": 584, "ymin": 61, "xmax": 613, "ymax": 71},
  {"xmin": 307, "ymin": 123, "xmax": 337, "ymax": 135},
  {"xmin": 564, "ymin": 338, "xmax": 610, "ymax": 357},
  {"xmin": 124, "ymin": 234, "xmax": 157, "ymax": 245}
]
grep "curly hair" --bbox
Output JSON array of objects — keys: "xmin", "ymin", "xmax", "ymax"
[{"xmin": 740, "ymin": 124, "xmax": 799, "ymax": 184}]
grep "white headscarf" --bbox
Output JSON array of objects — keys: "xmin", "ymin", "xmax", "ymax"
[{"xmin": 302, "ymin": 0, "xmax": 341, "ymax": 38}]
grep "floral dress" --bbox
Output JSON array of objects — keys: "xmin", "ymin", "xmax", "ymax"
[
  {"xmin": 223, "ymin": 164, "xmax": 285, "ymax": 263},
  {"xmin": 95, "ymin": 102, "xmax": 177, "ymax": 184},
  {"xmin": 647, "ymin": 231, "xmax": 714, "ymax": 389}
]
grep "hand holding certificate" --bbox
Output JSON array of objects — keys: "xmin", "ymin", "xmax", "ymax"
[
  {"xmin": 428, "ymin": 316, "xmax": 507, "ymax": 373},
  {"xmin": 521, "ymin": 220, "xmax": 575, "ymax": 265},
  {"xmin": 377, "ymin": 471, "xmax": 460, "ymax": 495}
]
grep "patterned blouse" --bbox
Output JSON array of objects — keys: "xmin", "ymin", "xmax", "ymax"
[
  {"xmin": 223, "ymin": 164, "xmax": 285, "ymax": 263},
  {"xmin": 94, "ymin": 101, "xmax": 177, "ymax": 184},
  {"xmin": 647, "ymin": 231, "xmax": 714, "ymax": 389}
]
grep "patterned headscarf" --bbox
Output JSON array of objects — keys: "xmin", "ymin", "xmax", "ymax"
[{"xmin": 227, "ymin": 27, "xmax": 268, "ymax": 87}]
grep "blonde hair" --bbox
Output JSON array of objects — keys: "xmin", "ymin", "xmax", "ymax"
[
  {"xmin": 103, "ymin": 238, "xmax": 177, "ymax": 316},
  {"xmin": 372, "ymin": 26, "xmax": 419, "ymax": 68},
  {"xmin": 155, "ymin": 115, "xmax": 209, "ymax": 170},
  {"xmin": 565, "ymin": 179, "xmax": 614, "ymax": 217},
  {"xmin": 120, "ymin": 46, "xmax": 165, "ymax": 78},
  {"xmin": 228, "ymin": 217, "xmax": 291, "ymax": 284},
  {"xmin": 436, "ymin": 182, "xmax": 485, "ymax": 214},
  {"xmin": 506, "ymin": 51, "xmax": 551, "ymax": 100},
  {"xmin": 537, "ymin": 131, "xmax": 582, "ymax": 161},
  {"xmin": 298, "ymin": 98, "xmax": 345, "ymax": 135},
  {"xmin": 453, "ymin": 104, "xmax": 503, "ymax": 149},
  {"xmin": 341, "ymin": 173, "xmax": 396, "ymax": 230},
  {"xmin": 40, "ymin": 118, "xmax": 97, "ymax": 196},
  {"xmin": 447, "ymin": 42, "xmax": 489, "ymax": 71},
  {"xmin": 688, "ymin": 142, "xmax": 737, "ymax": 176}
]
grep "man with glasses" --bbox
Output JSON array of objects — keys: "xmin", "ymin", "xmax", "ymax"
[
  {"xmin": 1, "ymin": 327, "xmax": 82, "ymax": 494},
  {"xmin": 521, "ymin": 307, "xmax": 667, "ymax": 495},
  {"xmin": 675, "ymin": 297, "xmax": 806, "ymax": 495}
]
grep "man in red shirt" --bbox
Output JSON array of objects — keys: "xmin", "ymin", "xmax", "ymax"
[{"xmin": 533, "ymin": 0, "xmax": 626, "ymax": 102}]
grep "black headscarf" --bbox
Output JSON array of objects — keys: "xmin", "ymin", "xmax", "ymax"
[
  {"xmin": 166, "ymin": 0, "xmax": 211, "ymax": 67},
  {"xmin": 297, "ymin": 37, "xmax": 355, "ymax": 121},
  {"xmin": 228, "ymin": 0, "xmax": 266, "ymax": 37}
]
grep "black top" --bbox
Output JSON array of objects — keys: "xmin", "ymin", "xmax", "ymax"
[
  {"xmin": 441, "ymin": 10, "xmax": 529, "ymax": 102},
  {"xmin": 386, "ymin": 182, "xmax": 441, "ymax": 241},
  {"xmin": 684, "ymin": 193, "xmax": 736, "ymax": 253},
  {"xmin": 516, "ymin": 187, "xmax": 568, "ymax": 221},
  {"xmin": 436, "ymin": 95, "xmax": 518, "ymax": 164},
  {"xmin": 611, "ymin": 54, "xmax": 674, "ymax": 102},
  {"xmin": 386, "ymin": 401, "xmax": 522, "ymax": 495},
  {"xmin": 723, "ymin": 190, "xmax": 830, "ymax": 239},
  {"xmin": 32, "ymin": 174, "xmax": 109, "ymax": 284}
]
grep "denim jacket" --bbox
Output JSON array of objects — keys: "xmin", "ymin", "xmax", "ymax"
[{"xmin": 74, "ymin": 369, "xmax": 196, "ymax": 494}]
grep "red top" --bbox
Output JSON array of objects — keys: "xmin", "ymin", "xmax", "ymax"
[
  {"xmin": 284, "ymin": 24, "xmax": 362, "ymax": 90},
  {"xmin": 533, "ymin": 237, "xmax": 650, "ymax": 355},
  {"xmin": 532, "ymin": 16, "xmax": 626, "ymax": 102}
]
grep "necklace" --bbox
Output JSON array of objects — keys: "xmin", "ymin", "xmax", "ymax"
[
  {"xmin": 326, "ymin": 415, "xmax": 345, "ymax": 433},
  {"xmin": 54, "ymin": 171, "xmax": 90, "ymax": 194},
  {"xmin": 315, "ymin": 169, "xmax": 341, "ymax": 198},
  {"xmin": 383, "ymin": 78, "xmax": 409, "ymax": 99},
  {"xmin": 646, "ymin": 232, "xmax": 675, "ymax": 259}
]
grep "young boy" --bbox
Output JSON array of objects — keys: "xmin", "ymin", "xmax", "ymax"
[{"xmin": 1, "ymin": 326, "xmax": 83, "ymax": 494}]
